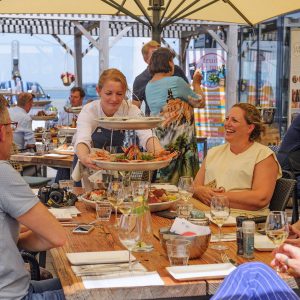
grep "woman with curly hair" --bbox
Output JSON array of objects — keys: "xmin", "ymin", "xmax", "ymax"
[{"xmin": 193, "ymin": 103, "xmax": 281, "ymax": 216}]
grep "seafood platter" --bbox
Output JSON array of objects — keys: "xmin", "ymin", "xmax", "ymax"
[
  {"xmin": 80, "ymin": 190, "xmax": 106, "ymax": 208},
  {"xmin": 96, "ymin": 116, "xmax": 163, "ymax": 130},
  {"xmin": 148, "ymin": 187, "xmax": 179, "ymax": 212},
  {"xmin": 91, "ymin": 145, "xmax": 177, "ymax": 172}
]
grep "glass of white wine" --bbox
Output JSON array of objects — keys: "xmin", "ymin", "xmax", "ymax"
[
  {"xmin": 178, "ymin": 176, "xmax": 194, "ymax": 202},
  {"xmin": 118, "ymin": 213, "xmax": 141, "ymax": 271},
  {"xmin": 106, "ymin": 181, "xmax": 124, "ymax": 227},
  {"xmin": 265, "ymin": 211, "xmax": 289, "ymax": 271},
  {"xmin": 210, "ymin": 195, "xmax": 230, "ymax": 251}
]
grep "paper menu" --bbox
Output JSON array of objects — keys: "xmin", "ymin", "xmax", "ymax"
[{"xmin": 170, "ymin": 218, "xmax": 211, "ymax": 235}]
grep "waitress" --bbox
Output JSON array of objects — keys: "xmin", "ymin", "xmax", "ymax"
[{"xmin": 74, "ymin": 68, "xmax": 164, "ymax": 172}]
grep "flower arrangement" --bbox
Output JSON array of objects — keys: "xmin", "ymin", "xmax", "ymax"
[{"xmin": 61, "ymin": 72, "xmax": 75, "ymax": 86}]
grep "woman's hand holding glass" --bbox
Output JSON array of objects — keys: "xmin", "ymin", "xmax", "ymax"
[{"xmin": 210, "ymin": 195, "xmax": 230, "ymax": 251}]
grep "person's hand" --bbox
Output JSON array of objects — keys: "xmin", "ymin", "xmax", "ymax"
[
  {"xmin": 271, "ymin": 243, "xmax": 300, "ymax": 277},
  {"xmin": 80, "ymin": 154, "xmax": 102, "ymax": 170},
  {"xmin": 284, "ymin": 224, "xmax": 300, "ymax": 247},
  {"xmin": 193, "ymin": 69, "xmax": 203, "ymax": 84},
  {"xmin": 194, "ymin": 186, "xmax": 217, "ymax": 206}
]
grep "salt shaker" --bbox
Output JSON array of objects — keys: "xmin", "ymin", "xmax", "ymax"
[
  {"xmin": 236, "ymin": 215, "xmax": 248, "ymax": 256},
  {"xmin": 242, "ymin": 220, "xmax": 255, "ymax": 259}
]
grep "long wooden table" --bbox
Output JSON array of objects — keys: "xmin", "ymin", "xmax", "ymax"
[
  {"xmin": 50, "ymin": 193, "xmax": 300, "ymax": 299},
  {"xmin": 11, "ymin": 153, "xmax": 73, "ymax": 176}
]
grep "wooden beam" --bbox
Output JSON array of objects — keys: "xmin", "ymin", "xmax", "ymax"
[{"xmin": 99, "ymin": 20, "xmax": 109, "ymax": 76}]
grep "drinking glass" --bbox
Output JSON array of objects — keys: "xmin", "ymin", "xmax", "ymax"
[
  {"xmin": 210, "ymin": 195, "xmax": 230, "ymax": 251},
  {"xmin": 166, "ymin": 239, "xmax": 191, "ymax": 266},
  {"xmin": 178, "ymin": 176, "xmax": 194, "ymax": 202},
  {"xmin": 95, "ymin": 200, "xmax": 112, "ymax": 222},
  {"xmin": 265, "ymin": 211, "xmax": 289, "ymax": 271},
  {"xmin": 106, "ymin": 181, "xmax": 125, "ymax": 227},
  {"xmin": 42, "ymin": 130, "xmax": 52, "ymax": 152},
  {"xmin": 118, "ymin": 213, "xmax": 141, "ymax": 271},
  {"xmin": 59, "ymin": 180, "xmax": 74, "ymax": 200},
  {"xmin": 57, "ymin": 132, "xmax": 66, "ymax": 146}
]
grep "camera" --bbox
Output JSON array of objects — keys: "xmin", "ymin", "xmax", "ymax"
[{"xmin": 38, "ymin": 183, "xmax": 77, "ymax": 208}]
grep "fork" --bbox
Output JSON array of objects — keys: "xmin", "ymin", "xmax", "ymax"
[{"xmin": 221, "ymin": 252, "xmax": 238, "ymax": 266}]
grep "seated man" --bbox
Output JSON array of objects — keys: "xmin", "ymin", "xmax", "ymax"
[
  {"xmin": 8, "ymin": 92, "xmax": 35, "ymax": 150},
  {"xmin": 0, "ymin": 95, "xmax": 66, "ymax": 299},
  {"xmin": 58, "ymin": 86, "xmax": 85, "ymax": 126}
]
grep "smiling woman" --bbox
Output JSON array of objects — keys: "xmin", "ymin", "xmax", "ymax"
[
  {"xmin": 193, "ymin": 103, "xmax": 282, "ymax": 216},
  {"xmin": 74, "ymin": 68, "xmax": 164, "ymax": 172}
]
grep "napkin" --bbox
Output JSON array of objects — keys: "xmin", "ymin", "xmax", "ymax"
[
  {"xmin": 170, "ymin": 218, "xmax": 211, "ymax": 236},
  {"xmin": 48, "ymin": 208, "xmax": 72, "ymax": 221},
  {"xmin": 82, "ymin": 271, "xmax": 164, "ymax": 289}
]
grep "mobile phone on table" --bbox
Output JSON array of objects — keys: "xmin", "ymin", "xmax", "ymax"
[{"xmin": 72, "ymin": 225, "xmax": 95, "ymax": 234}]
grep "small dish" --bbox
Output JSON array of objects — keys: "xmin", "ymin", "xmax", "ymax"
[{"xmin": 254, "ymin": 234, "xmax": 276, "ymax": 251}]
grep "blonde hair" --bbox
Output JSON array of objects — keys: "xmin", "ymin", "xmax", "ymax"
[
  {"xmin": 98, "ymin": 68, "xmax": 128, "ymax": 94},
  {"xmin": 0, "ymin": 95, "xmax": 9, "ymax": 123},
  {"xmin": 17, "ymin": 92, "xmax": 34, "ymax": 108},
  {"xmin": 233, "ymin": 103, "xmax": 263, "ymax": 141},
  {"xmin": 141, "ymin": 40, "xmax": 160, "ymax": 60}
]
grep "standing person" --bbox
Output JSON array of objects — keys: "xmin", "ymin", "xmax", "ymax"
[
  {"xmin": 8, "ymin": 92, "xmax": 35, "ymax": 150},
  {"xmin": 145, "ymin": 47, "xmax": 204, "ymax": 184},
  {"xmin": 73, "ymin": 68, "xmax": 165, "ymax": 179},
  {"xmin": 0, "ymin": 95, "xmax": 66, "ymax": 299},
  {"xmin": 58, "ymin": 87, "xmax": 85, "ymax": 126},
  {"xmin": 132, "ymin": 40, "xmax": 189, "ymax": 116}
]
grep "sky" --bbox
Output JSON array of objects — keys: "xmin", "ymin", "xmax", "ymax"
[{"xmin": 0, "ymin": 33, "xmax": 180, "ymax": 91}]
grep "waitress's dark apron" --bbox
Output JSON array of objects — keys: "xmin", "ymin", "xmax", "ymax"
[{"xmin": 73, "ymin": 127, "xmax": 125, "ymax": 186}]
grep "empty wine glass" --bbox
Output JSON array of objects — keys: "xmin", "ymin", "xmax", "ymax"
[
  {"xmin": 57, "ymin": 132, "xmax": 66, "ymax": 146},
  {"xmin": 265, "ymin": 211, "xmax": 289, "ymax": 272},
  {"xmin": 210, "ymin": 195, "xmax": 230, "ymax": 251},
  {"xmin": 118, "ymin": 213, "xmax": 141, "ymax": 271},
  {"xmin": 42, "ymin": 130, "xmax": 52, "ymax": 152},
  {"xmin": 107, "ymin": 181, "xmax": 124, "ymax": 227},
  {"xmin": 178, "ymin": 176, "xmax": 194, "ymax": 202}
]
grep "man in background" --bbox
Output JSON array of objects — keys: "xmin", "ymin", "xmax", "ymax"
[
  {"xmin": 8, "ymin": 92, "xmax": 36, "ymax": 150},
  {"xmin": 132, "ymin": 40, "xmax": 189, "ymax": 115},
  {"xmin": 58, "ymin": 86, "xmax": 85, "ymax": 126}
]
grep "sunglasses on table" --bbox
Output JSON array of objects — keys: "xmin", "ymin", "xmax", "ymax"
[{"xmin": 0, "ymin": 122, "xmax": 18, "ymax": 130}]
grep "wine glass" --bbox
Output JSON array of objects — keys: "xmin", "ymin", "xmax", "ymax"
[
  {"xmin": 106, "ymin": 181, "xmax": 125, "ymax": 227},
  {"xmin": 178, "ymin": 176, "xmax": 194, "ymax": 202},
  {"xmin": 265, "ymin": 211, "xmax": 289, "ymax": 271},
  {"xmin": 210, "ymin": 195, "xmax": 230, "ymax": 251},
  {"xmin": 118, "ymin": 213, "xmax": 141, "ymax": 271},
  {"xmin": 57, "ymin": 132, "xmax": 66, "ymax": 146}
]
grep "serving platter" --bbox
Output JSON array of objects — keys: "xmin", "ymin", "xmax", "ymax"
[
  {"xmin": 53, "ymin": 148, "xmax": 75, "ymax": 155},
  {"xmin": 64, "ymin": 106, "xmax": 82, "ymax": 114},
  {"xmin": 32, "ymin": 100, "xmax": 52, "ymax": 107},
  {"xmin": 96, "ymin": 117, "xmax": 163, "ymax": 130},
  {"xmin": 92, "ymin": 156, "xmax": 172, "ymax": 171},
  {"xmin": 31, "ymin": 114, "xmax": 57, "ymax": 121},
  {"xmin": 149, "ymin": 198, "xmax": 179, "ymax": 212},
  {"xmin": 58, "ymin": 127, "xmax": 77, "ymax": 134}
]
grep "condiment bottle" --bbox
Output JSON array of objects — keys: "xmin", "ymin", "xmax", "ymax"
[
  {"xmin": 236, "ymin": 215, "xmax": 248, "ymax": 256},
  {"xmin": 242, "ymin": 220, "xmax": 255, "ymax": 259}
]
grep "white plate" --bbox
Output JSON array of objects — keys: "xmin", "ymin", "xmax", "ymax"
[
  {"xmin": 64, "ymin": 106, "xmax": 82, "ymax": 114},
  {"xmin": 151, "ymin": 184, "xmax": 178, "ymax": 193},
  {"xmin": 254, "ymin": 234, "xmax": 276, "ymax": 251},
  {"xmin": 97, "ymin": 117, "xmax": 163, "ymax": 130},
  {"xmin": 58, "ymin": 127, "xmax": 77, "ymax": 134},
  {"xmin": 67, "ymin": 250, "xmax": 136, "ymax": 266},
  {"xmin": 92, "ymin": 157, "xmax": 172, "ymax": 171},
  {"xmin": 53, "ymin": 149, "xmax": 75, "ymax": 155},
  {"xmin": 149, "ymin": 198, "xmax": 180, "ymax": 212},
  {"xmin": 79, "ymin": 194, "xmax": 97, "ymax": 208},
  {"xmin": 43, "ymin": 153, "xmax": 70, "ymax": 158},
  {"xmin": 205, "ymin": 213, "xmax": 236, "ymax": 227},
  {"xmin": 166, "ymin": 263, "xmax": 236, "ymax": 281}
]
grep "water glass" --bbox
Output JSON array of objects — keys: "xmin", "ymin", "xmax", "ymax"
[
  {"xmin": 95, "ymin": 201, "xmax": 112, "ymax": 222},
  {"xmin": 35, "ymin": 142, "xmax": 45, "ymax": 155},
  {"xmin": 178, "ymin": 176, "xmax": 194, "ymax": 202},
  {"xmin": 176, "ymin": 202, "xmax": 193, "ymax": 219},
  {"xmin": 166, "ymin": 239, "xmax": 191, "ymax": 266}
]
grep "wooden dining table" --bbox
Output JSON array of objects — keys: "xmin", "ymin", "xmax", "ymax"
[
  {"xmin": 10, "ymin": 153, "xmax": 73, "ymax": 176},
  {"xmin": 50, "ymin": 189, "xmax": 300, "ymax": 299}
]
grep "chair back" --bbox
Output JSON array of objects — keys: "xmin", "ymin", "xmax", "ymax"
[{"xmin": 269, "ymin": 177, "xmax": 297, "ymax": 212}]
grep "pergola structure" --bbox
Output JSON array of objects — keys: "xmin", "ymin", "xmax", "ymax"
[{"xmin": 0, "ymin": 13, "xmax": 237, "ymax": 108}]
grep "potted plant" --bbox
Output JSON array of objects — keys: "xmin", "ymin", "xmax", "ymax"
[{"xmin": 61, "ymin": 72, "xmax": 75, "ymax": 86}]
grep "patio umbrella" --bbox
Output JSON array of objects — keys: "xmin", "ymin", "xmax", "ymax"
[{"xmin": 0, "ymin": 0, "xmax": 299, "ymax": 41}]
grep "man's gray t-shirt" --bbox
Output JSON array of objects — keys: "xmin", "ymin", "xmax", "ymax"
[{"xmin": 0, "ymin": 161, "xmax": 39, "ymax": 300}]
